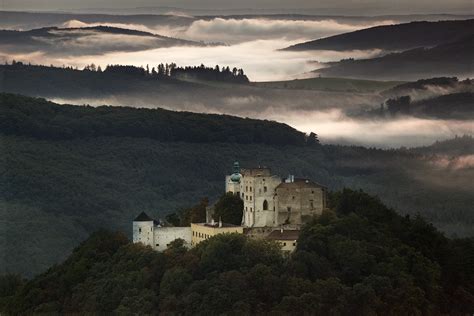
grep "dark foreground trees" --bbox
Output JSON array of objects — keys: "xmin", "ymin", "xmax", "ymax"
[
  {"xmin": 1, "ymin": 189, "xmax": 472, "ymax": 315},
  {"xmin": 212, "ymin": 192, "xmax": 244, "ymax": 225}
]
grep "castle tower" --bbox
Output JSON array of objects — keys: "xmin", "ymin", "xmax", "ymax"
[
  {"xmin": 239, "ymin": 167, "xmax": 282, "ymax": 227},
  {"xmin": 225, "ymin": 161, "xmax": 242, "ymax": 194},
  {"xmin": 132, "ymin": 211, "xmax": 155, "ymax": 247}
]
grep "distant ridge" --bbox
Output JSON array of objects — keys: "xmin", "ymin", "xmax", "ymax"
[
  {"xmin": 0, "ymin": 93, "xmax": 309, "ymax": 146},
  {"xmin": 0, "ymin": 25, "xmax": 204, "ymax": 47},
  {"xmin": 314, "ymin": 35, "xmax": 474, "ymax": 80},
  {"xmin": 283, "ymin": 19, "xmax": 474, "ymax": 51}
]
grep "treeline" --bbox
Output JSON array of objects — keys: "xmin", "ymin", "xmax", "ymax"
[
  {"xmin": 0, "ymin": 93, "xmax": 317, "ymax": 146},
  {"xmin": 5, "ymin": 60, "xmax": 249, "ymax": 83},
  {"xmin": 386, "ymin": 77, "xmax": 466, "ymax": 93},
  {"xmin": 165, "ymin": 193, "xmax": 243, "ymax": 227},
  {"xmin": 171, "ymin": 64, "xmax": 249, "ymax": 83},
  {"xmin": 383, "ymin": 93, "xmax": 473, "ymax": 119},
  {"xmin": 1, "ymin": 189, "xmax": 472, "ymax": 314}
]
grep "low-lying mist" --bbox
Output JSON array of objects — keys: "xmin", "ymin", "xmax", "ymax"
[
  {"xmin": 48, "ymin": 91, "xmax": 473, "ymax": 148},
  {"xmin": 60, "ymin": 17, "xmax": 395, "ymax": 44},
  {"xmin": 2, "ymin": 14, "xmax": 472, "ymax": 148},
  {"xmin": 1, "ymin": 40, "xmax": 382, "ymax": 81},
  {"xmin": 1, "ymin": 16, "xmax": 392, "ymax": 81}
]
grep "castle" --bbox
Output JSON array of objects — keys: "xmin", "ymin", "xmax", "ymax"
[{"xmin": 133, "ymin": 162, "xmax": 327, "ymax": 253}]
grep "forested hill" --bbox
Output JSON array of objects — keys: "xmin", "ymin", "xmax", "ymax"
[
  {"xmin": 1, "ymin": 93, "xmax": 472, "ymax": 278},
  {"xmin": 314, "ymin": 35, "xmax": 474, "ymax": 81},
  {"xmin": 284, "ymin": 19, "xmax": 474, "ymax": 51},
  {"xmin": 0, "ymin": 63, "xmax": 249, "ymax": 99},
  {"xmin": 0, "ymin": 93, "xmax": 309, "ymax": 145},
  {"xmin": 1, "ymin": 190, "xmax": 473, "ymax": 314}
]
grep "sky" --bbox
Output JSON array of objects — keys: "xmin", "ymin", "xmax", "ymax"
[{"xmin": 2, "ymin": 0, "xmax": 473, "ymax": 14}]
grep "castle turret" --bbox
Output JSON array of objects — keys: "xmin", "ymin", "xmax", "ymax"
[
  {"xmin": 132, "ymin": 212, "xmax": 155, "ymax": 247},
  {"xmin": 225, "ymin": 161, "xmax": 242, "ymax": 194}
]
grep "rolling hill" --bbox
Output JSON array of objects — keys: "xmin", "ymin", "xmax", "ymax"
[
  {"xmin": 284, "ymin": 19, "xmax": 474, "ymax": 52},
  {"xmin": 314, "ymin": 35, "xmax": 474, "ymax": 81},
  {"xmin": 0, "ymin": 25, "xmax": 206, "ymax": 56},
  {"xmin": 1, "ymin": 94, "xmax": 473, "ymax": 277}
]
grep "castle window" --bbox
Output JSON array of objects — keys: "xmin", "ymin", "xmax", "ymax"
[
  {"xmin": 293, "ymin": 243, "xmax": 296, "ymax": 246},
  {"xmin": 250, "ymin": 196, "xmax": 252, "ymax": 201},
  {"xmin": 156, "ymin": 244, "xmax": 159, "ymax": 246},
  {"xmin": 139, "ymin": 228, "xmax": 142, "ymax": 233},
  {"xmin": 250, "ymin": 187, "xmax": 252, "ymax": 192},
  {"xmin": 287, "ymin": 207, "xmax": 291, "ymax": 213},
  {"xmin": 251, "ymin": 208, "xmax": 253, "ymax": 212},
  {"xmin": 246, "ymin": 186, "xmax": 248, "ymax": 192},
  {"xmin": 263, "ymin": 200, "xmax": 268, "ymax": 210},
  {"xmin": 264, "ymin": 186, "xmax": 267, "ymax": 192},
  {"xmin": 246, "ymin": 196, "xmax": 248, "ymax": 200},
  {"xmin": 241, "ymin": 193, "xmax": 244, "ymax": 198},
  {"xmin": 312, "ymin": 190, "xmax": 314, "ymax": 194},
  {"xmin": 292, "ymin": 196, "xmax": 295, "ymax": 200},
  {"xmin": 151, "ymin": 227, "xmax": 153, "ymax": 231}
]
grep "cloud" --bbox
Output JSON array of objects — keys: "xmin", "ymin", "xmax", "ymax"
[
  {"xmin": 59, "ymin": 17, "xmax": 395, "ymax": 44},
  {"xmin": 427, "ymin": 154, "xmax": 474, "ymax": 170},
  {"xmin": 4, "ymin": 37, "xmax": 382, "ymax": 81},
  {"xmin": 180, "ymin": 18, "xmax": 395, "ymax": 43},
  {"xmin": 267, "ymin": 109, "xmax": 474, "ymax": 148}
]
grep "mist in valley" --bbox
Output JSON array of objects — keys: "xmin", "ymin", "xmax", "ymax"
[{"xmin": 1, "ymin": 13, "xmax": 472, "ymax": 148}]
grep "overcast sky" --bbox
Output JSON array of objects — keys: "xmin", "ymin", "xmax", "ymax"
[{"xmin": 2, "ymin": 0, "xmax": 473, "ymax": 14}]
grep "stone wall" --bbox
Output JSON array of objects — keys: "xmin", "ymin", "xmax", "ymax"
[
  {"xmin": 275, "ymin": 184, "xmax": 326, "ymax": 227},
  {"xmin": 154, "ymin": 227, "xmax": 192, "ymax": 252}
]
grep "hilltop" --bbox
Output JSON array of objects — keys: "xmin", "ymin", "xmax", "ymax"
[
  {"xmin": 0, "ymin": 25, "xmax": 206, "ymax": 56},
  {"xmin": 284, "ymin": 19, "xmax": 474, "ymax": 52},
  {"xmin": 314, "ymin": 35, "xmax": 474, "ymax": 80},
  {"xmin": 1, "ymin": 190, "xmax": 472, "ymax": 314},
  {"xmin": 1, "ymin": 94, "xmax": 473, "ymax": 277}
]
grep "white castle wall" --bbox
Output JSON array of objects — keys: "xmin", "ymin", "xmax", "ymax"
[
  {"xmin": 133, "ymin": 221, "xmax": 154, "ymax": 247},
  {"xmin": 154, "ymin": 227, "xmax": 192, "ymax": 252}
]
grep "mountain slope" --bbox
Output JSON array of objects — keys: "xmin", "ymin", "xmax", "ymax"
[
  {"xmin": 0, "ymin": 25, "xmax": 205, "ymax": 55},
  {"xmin": 2, "ymin": 191, "xmax": 473, "ymax": 314},
  {"xmin": 314, "ymin": 35, "xmax": 474, "ymax": 80},
  {"xmin": 284, "ymin": 19, "xmax": 474, "ymax": 51},
  {"xmin": 1, "ymin": 94, "xmax": 473, "ymax": 277}
]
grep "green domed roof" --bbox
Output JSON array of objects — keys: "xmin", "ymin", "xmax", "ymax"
[
  {"xmin": 230, "ymin": 161, "xmax": 241, "ymax": 183},
  {"xmin": 230, "ymin": 173, "xmax": 241, "ymax": 182}
]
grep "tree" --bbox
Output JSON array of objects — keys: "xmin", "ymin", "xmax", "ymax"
[
  {"xmin": 306, "ymin": 132, "xmax": 320, "ymax": 145},
  {"xmin": 165, "ymin": 212, "xmax": 181, "ymax": 226},
  {"xmin": 213, "ymin": 193, "xmax": 243, "ymax": 225},
  {"xmin": 386, "ymin": 95, "xmax": 411, "ymax": 115}
]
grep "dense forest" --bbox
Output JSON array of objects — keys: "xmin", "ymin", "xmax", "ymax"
[
  {"xmin": 0, "ymin": 93, "xmax": 306, "ymax": 145},
  {"xmin": 360, "ymin": 92, "xmax": 474, "ymax": 119},
  {"xmin": 1, "ymin": 190, "xmax": 472, "ymax": 314},
  {"xmin": 315, "ymin": 35, "xmax": 474, "ymax": 80},
  {"xmin": 171, "ymin": 65, "xmax": 249, "ymax": 83},
  {"xmin": 1, "ymin": 94, "xmax": 472, "ymax": 278},
  {"xmin": 284, "ymin": 19, "xmax": 474, "ymax": 51},
  {"xmin": 0, "ymin": 61, "xmax": 248, "ymax": 98},
  {"xmin": 383, "ymin": 77, "xmax": 468, "ymax": 95},
  {"xmin": 386, "ymin": 93, "xmax": 473, "ymax": 119}
]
